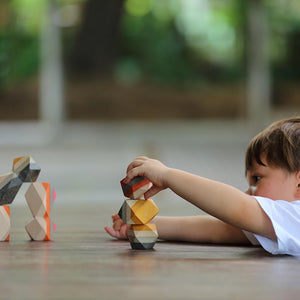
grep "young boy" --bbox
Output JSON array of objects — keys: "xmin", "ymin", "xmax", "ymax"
[{"xmin": 105, "ymin": 117, "xmax": 300, "ymax": 256}]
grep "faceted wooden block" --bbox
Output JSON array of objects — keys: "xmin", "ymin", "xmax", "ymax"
[
  {"xmin": 13, "ymin": 155, "xmax": 41, "ymax": 182},
  {"xmin": 25, "ymin": 216, "xmax": 56, "ymax": 241},
  {"xmin": 118, "ymin": 199, "xmax": 159, "ymax": 225},
  {"xmin": 0, "ymin": 155, "xmax": 41, "ymax": 205},
  {"xmin": 0, "ymin": 206, "xmax": 10, "ymax": 242},
  {"xmin": 120, "ymin": 176, "xmax": 152, "ymax": 199},
  {"xmin": 25, "ymin": 182, "xmax": 55, "ymax": 218},
  {"xmin": 0, "ymin": 172, "xmax": 14, "ymax": 190},
  {"xmin": 128, "ymin": 224, "xmax": 158, "ymax": 250},
  {"xmin": 0, "ymin": 173, "xmax": 23, "ymax": 205}
]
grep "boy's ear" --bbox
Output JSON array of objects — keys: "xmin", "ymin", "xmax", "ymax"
[
  {"xmin": 296, "ymin": 170, "xmax": 300, "ymax": 183},
  {"xmin": 296, "ymin": 171, "xmax": 300, "ymax": 196}
]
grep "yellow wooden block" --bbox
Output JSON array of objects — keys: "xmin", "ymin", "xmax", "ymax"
[
  {"xmin": 131, "ymin": 199, "xmax": 159, "ymax": 224},
  {"xmin": 118, "ymin": 199, "xmax": 159, "ymax": 225}
]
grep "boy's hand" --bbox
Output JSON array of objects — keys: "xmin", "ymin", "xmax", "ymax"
[
  {"xmin": 104, "ymin": 214, "xmax": 130, "ymax": 240},
  {"xmin": 125, "ymin": 157, "xmax": 169, "ymax": 199}
]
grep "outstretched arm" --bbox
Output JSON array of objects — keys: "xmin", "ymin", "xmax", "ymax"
[
  {"xmin": 154, "ymin": 215, "xmax": 250, "ymax": 244},
  {"xmin": 105, "ymin": 214, "xmax": 250, "ymax": 244},
  {"xmin": 125, "ymin": 157, "xmax": 276, "ymax": 240}
]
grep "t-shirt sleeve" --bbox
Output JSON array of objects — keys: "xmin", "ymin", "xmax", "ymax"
[{"xmin": 252, "ymin": 196, "xmax": 300, "ymax": 256}]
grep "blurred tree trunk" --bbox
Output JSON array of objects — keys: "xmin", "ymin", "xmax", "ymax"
[
  {"xmin": 245, "ymin": 0, "xmax": 271, "ymax": 128},
  {"xmin": 40, "ymin": 0, "xmax": 65, "ymax": 127},
  {"xmin": 68, "ymin": 0, "xmax": 124, "ymax": 76}
]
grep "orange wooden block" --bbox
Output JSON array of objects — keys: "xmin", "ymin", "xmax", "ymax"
[{"xmin": 120, "ymin": 176, "xmax": 152, "ymax": 199}]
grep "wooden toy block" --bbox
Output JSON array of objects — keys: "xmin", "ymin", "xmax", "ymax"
[
  {"xmin": 25, "ymin": 216, "xmax": 56, "ymax": 241},
  {"xmin": 25, "ymin": 182, "xmax": 53, "ymax": 218},
  {"xmin": 25, "ymin": 182, "xmax": 56, "ymax": 241},
  {"xmin": 0, "ymin": 174, "xmax": 23, "ymax": 205},
  {"xmin": 118, "ymin": 199, "xmax": 159, "ymax": 225},
  {"xmin": 0, "ymin": 172, "xmax": 14, "ymax": 190},
  {"xmin": 0, "ymin": 155, "xmax": 41, "ymax": 205},
  {"xmin": 120, "ymin": 176, "xmax": 152, "ymax": 199},
  {"xmin": 0, "ymin": 206, "xmax": 10, "ymax": 242},
  {"xmin": 128, "ymin": 224, "xmax": 158, "ymax": 250},
  {"xmin": 13, "ymin": 155, "xmax": 41, "ymax": 182}
]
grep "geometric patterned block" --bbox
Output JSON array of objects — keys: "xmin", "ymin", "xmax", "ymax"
[
  {"xmin": 0, "ymin": 172, "xmax": 14, "ymax": 190},
  {"xmin": 25, "ymin": 216, "xmax": 56, "ymax": 241},
  {"xmin": 120, "ymin": 176, "xmax": 152, "ymax": 199},
  {"xmin": 118, "ymin": 199, "xmax": 159, "ymax": 225},
  {"xmin": 13, "ymin": 155, "xmax": 41, "ymax": 182},
  {"xmin": 0, "ymin": 155, "xmax": 41, "ymax": 206},
  {"xmin": 128, "ymin": 223, "xmax": 158, "ymax": 250},
  {"xmin": 25, "ymin": 182, "xmax": 51, "ymax": 218},
  {"xmin": 0, "ymin": 206, "xmax": 10, "ymax": 242},
  {"xmin": 0, "ymin": 174, "xmax": 23, "ymax": 205}
]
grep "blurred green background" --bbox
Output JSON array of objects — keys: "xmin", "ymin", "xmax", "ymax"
[{"xmin": 0, "ymin": 0, "xmax": 299, "ymax": 121}]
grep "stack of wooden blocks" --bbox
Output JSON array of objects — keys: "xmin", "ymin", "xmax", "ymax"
[
  {"xmin": 119, "ymin": 176, "xmax": 159, "ymax": 250},
  {"xmin": 0, "ymin": 156, "xmax": 56, "ymax": 242},
  {"xmin": 25, "ymin": 182, "xmax": 56, "ymax": 241}
]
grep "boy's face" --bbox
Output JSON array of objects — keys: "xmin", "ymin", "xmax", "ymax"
[{"xmin": 246, "ymin": 158, "xmax": 299, "ymax": 202}]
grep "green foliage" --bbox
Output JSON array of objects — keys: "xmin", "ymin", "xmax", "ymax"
[
  {"xmin": 2, "ymin": 0, "xmax": 300, "ymax": 90},
  {"xmin": 0, "ymin": 26, "xmax": 39, "ymax": 90},
  {"xmin": 116, "ymin": 0, "xmax": 246, "ymax": 85},
  {"xmin": 118, "ymin": 12, "xmax": 197, "ymax": 84}
]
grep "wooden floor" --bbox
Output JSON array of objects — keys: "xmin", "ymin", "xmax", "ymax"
[{"xmin": 1, "ymin": 203, "xmax": 300, "ymax": 300}]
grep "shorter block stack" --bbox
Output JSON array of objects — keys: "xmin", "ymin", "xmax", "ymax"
[
  {"xmin": 119, "ymin": 176, "xmax": 159, "ymax": 250},
  {"xmin": 25, "ymin": 182, "xmax": 56, "ymax": 241}
]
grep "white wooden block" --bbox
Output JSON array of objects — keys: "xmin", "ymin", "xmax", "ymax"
[{"xmin": 0, "ymin": 206, "xmax": 10, "ymax": 241}]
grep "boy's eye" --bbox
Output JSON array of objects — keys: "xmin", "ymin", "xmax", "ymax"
[{"xmin": 253, "ymin": 176, "xmax": 261, "ymax": 183}]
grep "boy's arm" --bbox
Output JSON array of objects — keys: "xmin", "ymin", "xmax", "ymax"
[
  {"xmin": 125, "ymin": 158, "xmax": 276, "ymax": 240},
  {"xmin": 105, "ymin": 214, "xmax": 250, "ymax": 244},
  {"xmin": 163, "ymin": 169, "xmax": 276, "ymax": 240},
  {"xmin": 154, "ymin": 215, "xmax": 250, "ymax": 244}
]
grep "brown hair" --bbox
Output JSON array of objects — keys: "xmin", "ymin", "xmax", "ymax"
[{"xmin": 245, "ymin": 117, "xmax": 300, "ymax": 173}]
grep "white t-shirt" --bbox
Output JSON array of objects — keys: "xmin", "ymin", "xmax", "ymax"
[{"xmin": 243, "ymin": 196, "xmax": 300, "ymax": 256}]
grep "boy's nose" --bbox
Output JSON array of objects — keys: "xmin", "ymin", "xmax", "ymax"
[
  {"xmin": 245, "ymin": 186, "xmax": 257, "ymax": 196},
  {"xmin": 245, "ymin": 188, "xmax": 252, "ymax": 195}
]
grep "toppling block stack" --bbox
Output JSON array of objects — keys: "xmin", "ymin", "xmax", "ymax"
[
  {"xmin": 119, "ymin": 176, "xmax": 159, "ymax": 250},
  {"xmin": 25, "ymin": 182, "xmax": 56, "ymax": 241}
]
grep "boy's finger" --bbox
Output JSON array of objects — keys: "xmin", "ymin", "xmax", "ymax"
[
  {"xmin": 126, "ymin": 166, "xmax": 145, "ymax": 183},
  {"xmin": 126, "ymin": 157, "xmax": 148, "ymax": 174},
  {"xmin": 111, "ymin": 214, "xmax": 119, "ymax": 221},
  {"xmin": 144, "ymin": 186, "xmax": 161, "ymax": 199},
  {"xmin": 113, "ymin": 221, "xmax": 121, "ymax": 231},
  {"xmin": 104, "ymin": 226, "xmax": 119, "ymax": 239}
]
